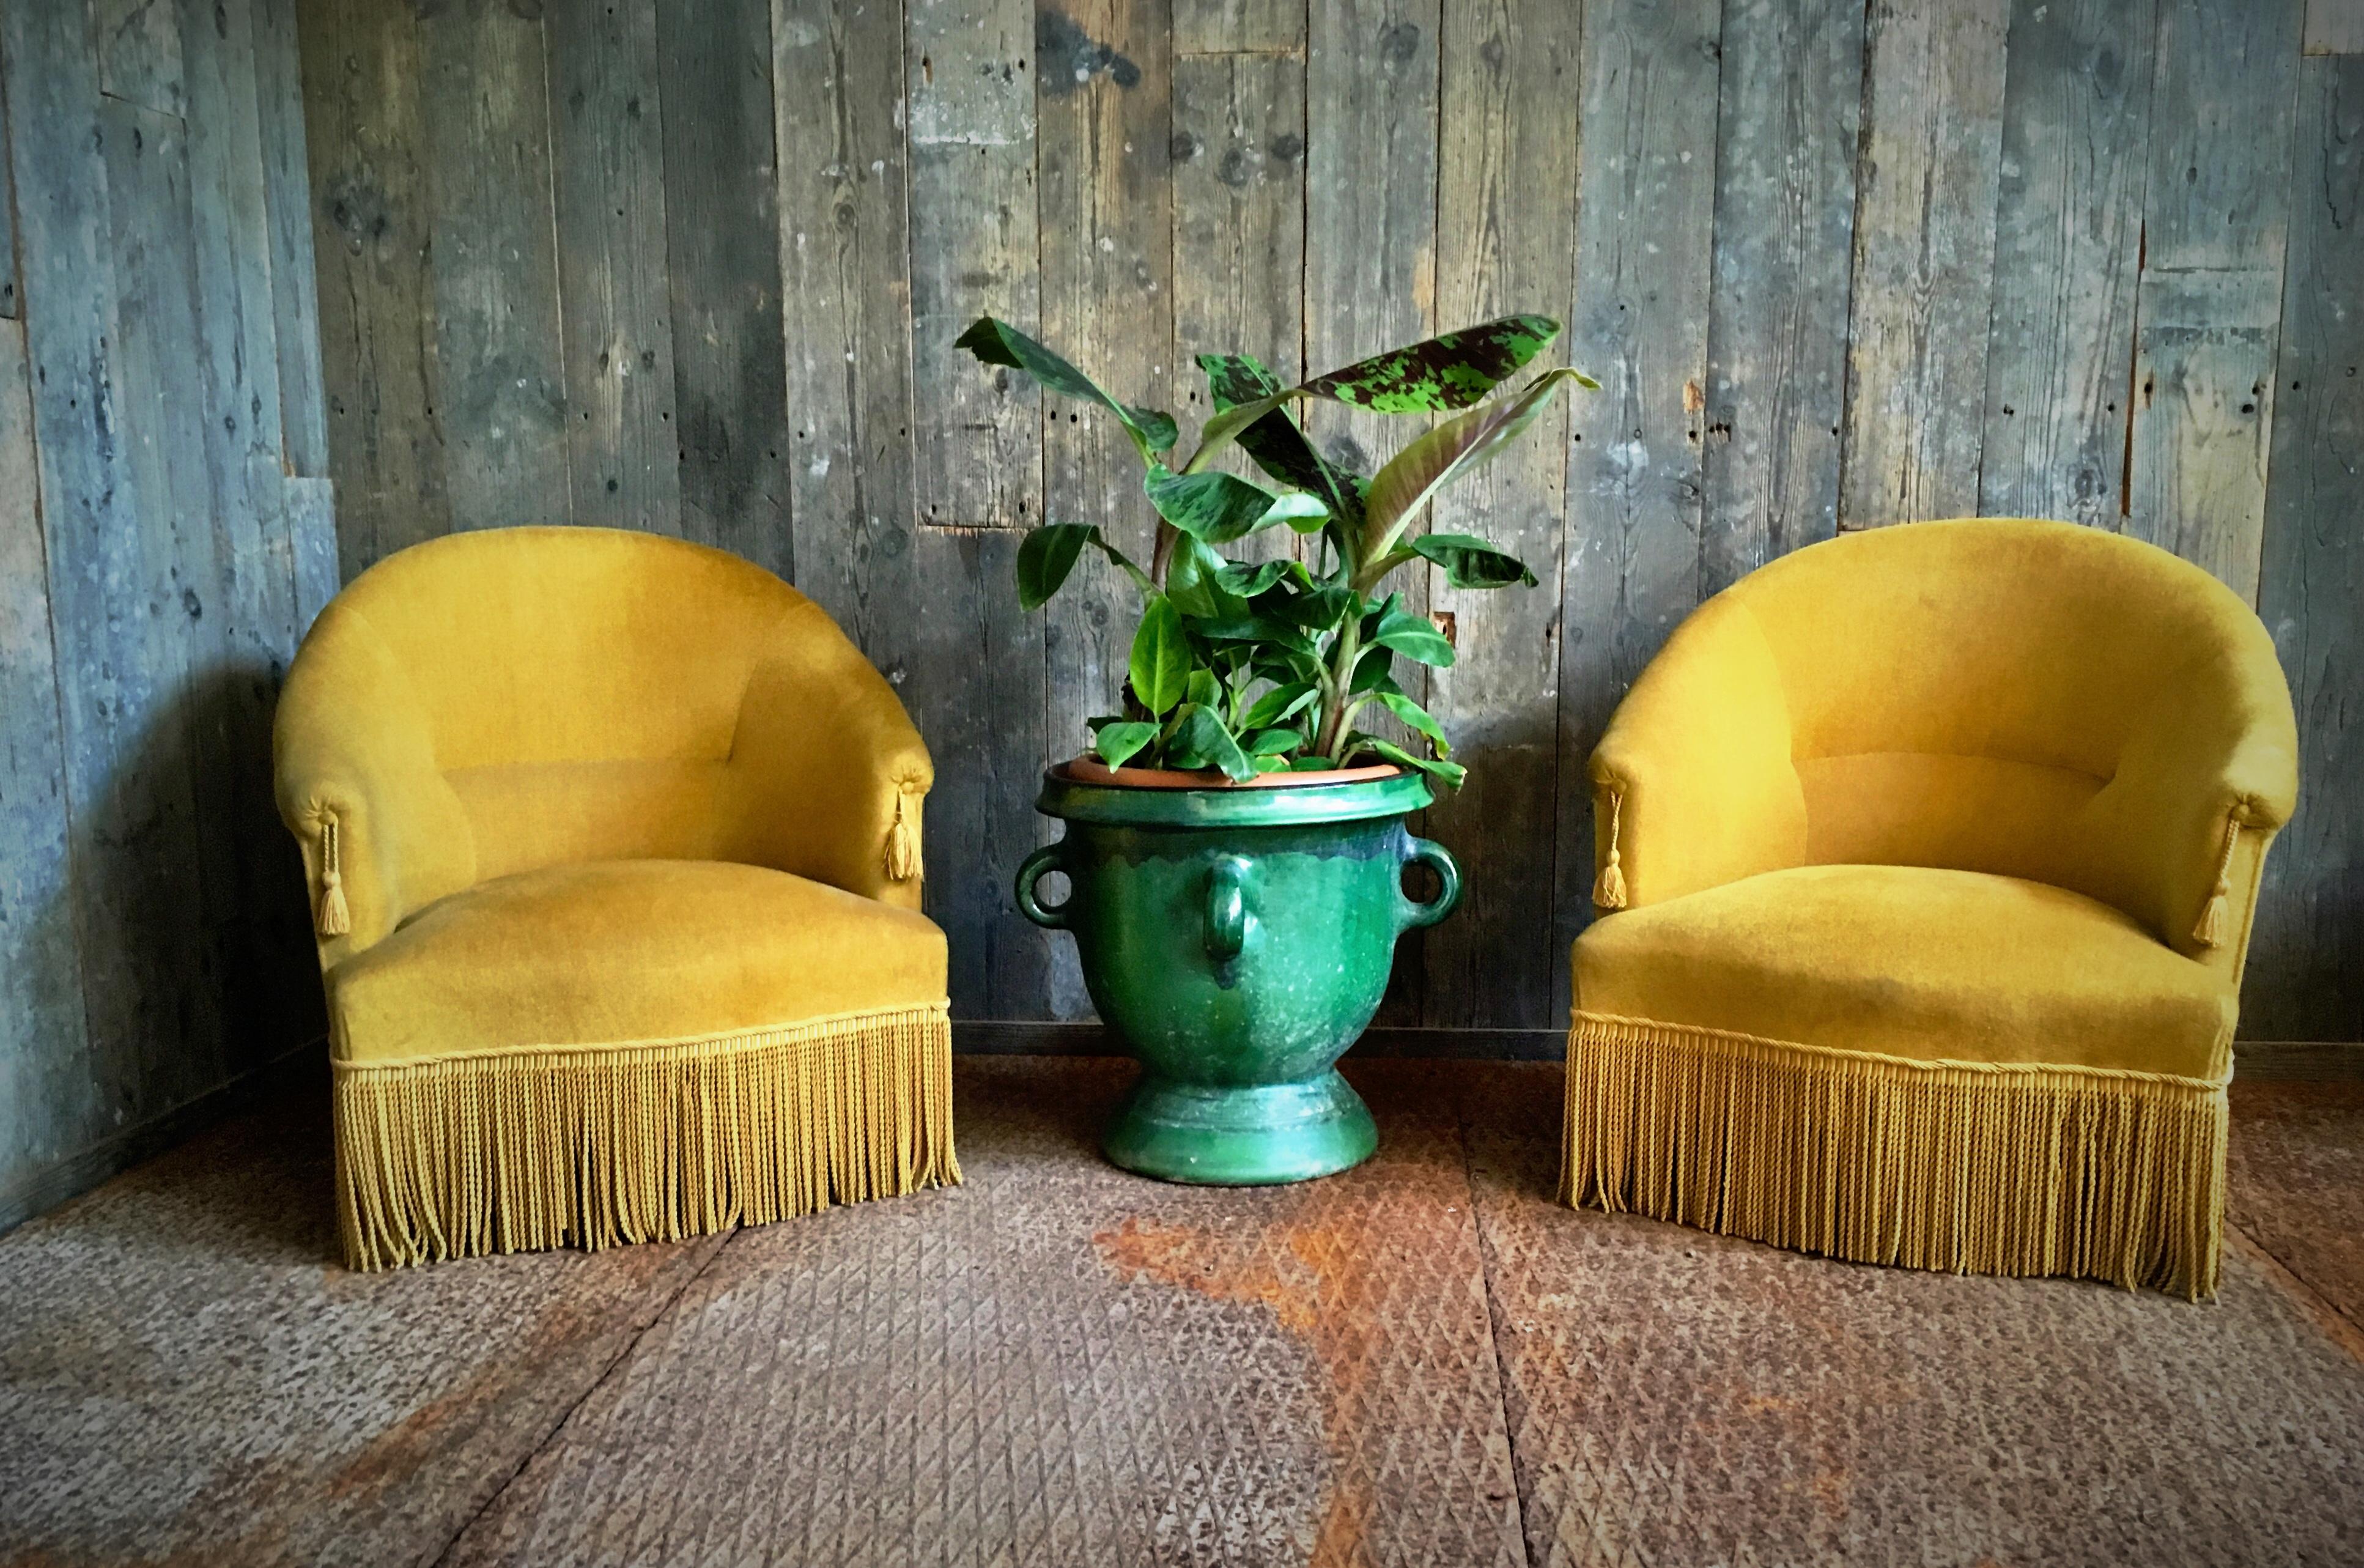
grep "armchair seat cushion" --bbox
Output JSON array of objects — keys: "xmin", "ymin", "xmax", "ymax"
[
  {"xmin": 330, "ymin": 859, "xmax": 948, "ymax": 1067},
  {"xmin": 1574, "ymin": 864, "xmax": 2236, "ymax": 1082}
]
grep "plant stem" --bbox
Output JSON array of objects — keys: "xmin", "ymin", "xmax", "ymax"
[{"xmin": 1315, "ymin": 616, "xmax": 1361, "ymax": 759}]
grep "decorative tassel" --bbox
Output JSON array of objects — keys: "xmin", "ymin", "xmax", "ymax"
[
  {"xmin": 884, "ymin": 790, "xmax": 922, "ymax": 882},
  {"xmin": 316, "ymin": 811, "xmax": 350, "ymax": 937},
  {"xmin": 1592, "ymin": 786, "xmax": 1628, "ymax": 910},
  {"xmin": 2192, "ymin": 813, "xmax": 2242, "ymax": 947}
]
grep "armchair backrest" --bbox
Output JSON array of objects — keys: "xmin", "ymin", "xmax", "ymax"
[
  {"xmin": 1727, "ymin": 520, "xmax": 2297, "ymax": 964},
  {"xmin": 295, "ymin": 527, "xmax": 817, "ymax": 887}
]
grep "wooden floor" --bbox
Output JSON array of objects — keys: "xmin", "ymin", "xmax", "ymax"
[{"xmin": 2, "ymin": 1060, "xmax": 2360, "ymax": 1567}]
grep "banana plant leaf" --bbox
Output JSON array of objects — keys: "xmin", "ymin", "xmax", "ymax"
[
  {"xmin": 1363, "ymin": 594, "xmax": 1455, "ymax": 667},
  {"xmin": 1363, "ymin": 367, "xmax": 1597, "ymax": 554},
  {"xmin": 1196, "ymin": 353, "xmax": 1367, "ymax": 527},
  {"xmin": 1013, "ymin": 522, "xmax": 1156, "ymax": 609},
  {"xmin": 1350, "ymin": 734, "xmax": 1466, "ymax": 790},
  {"xmin": 1128, "ymin": 596, "xmax": 1191, "ymax": 716},
  {"xmin": 1166, "ymin": 704, "xmax": 1257, "ymax": 782},
  {"xmin": 1143, "ymin": 465, "xmax": 1299, "ymax": 544},
  {"xmin": 1301, "ymin": 314, "xmax": 1562, "ymax": 413},
  {"xmin": 956, "ymin": 316, "xmax": 1178, "ymax": 460},
  {"xmin": 1092, "ymin": 720, "xmax": 1159, "ymax": 769},
  {"xmin": 1412, "ymin": 533, "xmax": 1538, "ymax": 590}
]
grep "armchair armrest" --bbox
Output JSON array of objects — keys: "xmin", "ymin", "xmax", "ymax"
[
  {"xmin": 273, "ymin": 601, "xmax": 476, "ymax": 958},
  {"xmin": 2077, "ymin": 634, "xmax": 2299, "ymax": 968},
  {"xmin": 1589, "ymin": 593, "xmax": 1809, "ymax": 910},
  {"xmin": 730, "ymin": 595, "xmax": 934, "ymax": 911}
]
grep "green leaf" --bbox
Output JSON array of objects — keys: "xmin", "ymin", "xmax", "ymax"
[
  {"xmin": 1351, "ymin": 643, "xmax": 1396, "ymax": 693},
  {"xmin": 1217, "ymin": 558, "xmax": 1296, "ymax": 599},
  {"xmin": 1350, "ymin": 734, "xmax": 1468, "ymax": 791},
  {"xmin": 1093, "ymin": 720, "xmax": 1159, "ymax": 770},
  {"xmin": 1243, "ymin": 727, "xmax": 1304, "ymax": 756},
  {"xmin": 1196, "ymin": 353, "xmax": 1367, "ymax": 527},
  {"xmin": 1302, "ymin": 315, "xmax": 1564, "ymax": 413},
  {"xmin": 1252, "ymin": 755, "xmax": 1292, "ymax": 773},
  {"xmin": 1239, "ymin": 681, "xmax": 1320, "ymax": 730},
  {"xmin": 1259, "ymin": 492, "xmax": 1331, "ymax": 533},
  {"xmin": 1364, "ymin": 368, "xmax": 1595, "ymax": 549},
  {"xmin": 1371, "ymin": 690, "xmax": 1452, "ymax": 756},
  {"xmin": 1165, "ymin": 534, "xmax": 1249, "ymax": 620},
  {"xmin": 1144, "ymin": 465, "xmax": 1293, "ymax": 544},
  {"xmin": 1411, "ymin": 533, "xmax": 1539, "ymax": 590},
  {"xmin": 1365, "ymin": 595, "xmax": 1455, "ymax": 667},
  {"xmin": 1128, "ymin": 596, "xmax": 1192, "ymax": 716},
  {"xmin": 1288, "ymin": 755, "xmax": 1339, "ymax": 772},
  {"xmin": 1015, "ymin": 523, "xmax": 1095, "ymax": 610},
  {"xmin": 1167, "ymin": 704, "xmax": 1258, "ymax": 783},
  {"xmin": 1184, "ymin": 666, "xmax": 1224, "ymax": 712},
  {"xmin": 955, "ymin": 316, "xmax": 1178, "ymax": 459},
  {"xmin": 1273, "ymin": 585, "xmax": 1358, "ymax": 633}
]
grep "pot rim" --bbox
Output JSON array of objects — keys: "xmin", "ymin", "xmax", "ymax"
[
  {"xmin": 1037, "ymin": 758, "xmax": 1433, "ymax": 829},
  {"xmin": 1057, "ymin": 756, "xmax": 1405, "ymax": 791}
]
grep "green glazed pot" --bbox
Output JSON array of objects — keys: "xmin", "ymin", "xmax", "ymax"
[{"xmin": 1015, "ymin": 763, "xmax": 1461, "ymax": 1185}]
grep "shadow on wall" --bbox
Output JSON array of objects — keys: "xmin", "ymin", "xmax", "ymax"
[{"xmin": 33, "ymin": 657, "xmax": 327, "ymax": 1170}]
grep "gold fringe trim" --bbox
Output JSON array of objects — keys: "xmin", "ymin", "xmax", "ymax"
[
  {"xmin": 885, "ymin": 789, "xmax": 922, "ymax": 882},
  {"xmin": 333, "ymin": 1004, "xmax": 959, "ymax": 1271},
  {"xmin": 2193, "ymin": 812, "xmax": 2243, "ymax": 947},
  {"xmin": 1560, "ymin": 1012, "xmax": 2228, "ymax": 1298},
  {"xmin": 1592, "ymin": 786, "xmax": 1627, "ymax": 910},
  {"xmin": 315, "ymin": 811, "xmax": 350, "ymax": 937}
]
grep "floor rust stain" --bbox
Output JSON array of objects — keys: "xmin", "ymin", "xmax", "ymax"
[{"xmin": 1092, "ymin": 1208, "xmax": 1394, "ymax": 1565}]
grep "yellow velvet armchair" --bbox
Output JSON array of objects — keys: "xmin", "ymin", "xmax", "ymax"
[
  {"xmin": 1565, "ymin": 519, "xmax": 2297, "ymax": 1296},
  {"xmin": 275, "ymin": 527, "xmax": 956, "ymax": 1270}
]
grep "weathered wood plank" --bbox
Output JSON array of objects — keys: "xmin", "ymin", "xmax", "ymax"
[
  {"xmin": 286, "ymin": 476, "xmax": 340, "ymax": 640},
  {"xmin": 1171, "ymin": 46, "xmax": 1305, "ymax": 577},
  {"xmin": 548, "ymin": 0, "xmax": 681, "ymax": 536},
  {"xmin": 900, "ymin": 0, "xmax": 1052, "ymax": 1015},
  {"xmin": 2307, "ymin": 0, "xmax": 2364, "ymax": 55},
  {"xmin": 0, "ymin": 319, "xmax": 92, "ymax": 1194},
  {"xmin": 906, "ymin": 0, "xmax": 1040, "ymax": 532},
  {"xmin": 1306, "ymin": 0, "xmax": 1438, "ymax": 1024},
  {"xmin": 1837, "ymin": 0, "xmax": 2009, "ymax": 528},
  {"xmin": 97, "ymin": 0, "xmax": 186, "ymax": 119},
  {"xmin": 661, "ymin": 0, "xmax": 792, "ymax": 579},
  {"xmin": 301, "ymin": 0, "xmax": 449, "ymax": 576},
  {"xmin": 180, "ymin": 0, "xmax": 317, "ymax": 1060},
  {"xmin": 1978, "ymin": 0, "xmax": 2154, "ymax": 528},
  {"xmin": 1171, "ymin": 53, "xmax": 1304, "ymax": 382},
  {"xmin": 0, "ymin": 70, "xmax": 17, "ymax": 320},
  {"xmin": 102, "ymin": 94, "xmax": 238, "ymax": 1112},
  {"xmin": 2127, "ymin": 0, "xmax": 2306, "ymax": 599},
  {"xmin": 2253, "ymin": 53, "xmax": 2364, "ymax": 1042},
  {"xmin": 775, "ymin": 0, "xmax": 918, "ymax": 653},
  {"xmin": 1699, "ymin": 0, "xmax": 1863, "ymax": 590},
  {"xmin": 1304, "ymin": 0, "xmax": 1437, "ymax": 513},
  {"xmin": 252, "ymin": 0, "xmax": 329, "ymax": 479},
  {"xmin": 1174, "ymin": 0, "xmax": 1303, "ymax": 54},
  {"xmin": 1038, "ymin": 0, "xmax": 1173, "ymax": 1019},
  {"xmin": 5, "ymin": 0, "xmax": 219, "ymax": 1146},
  {"xmin": 1419, "ymin": 0, "xmax": 1579, "ymax": 1030},
  {"xmin": 1551, "ymin": 0, "xmax": 1722, "ymax": 1017},
  {"xmin": 419, "ymin": 0, "xmax": 569, "ymax": 531}
]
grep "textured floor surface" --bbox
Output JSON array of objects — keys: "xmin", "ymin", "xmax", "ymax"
[{"xmin": 1, "ymin": 1058, "xmax": 2358, "ymax": 1568}]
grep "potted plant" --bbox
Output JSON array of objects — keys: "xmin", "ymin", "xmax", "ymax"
[{"xmin": 962, "ymin": 313, "xmax": 1595, "ymax": 1184}]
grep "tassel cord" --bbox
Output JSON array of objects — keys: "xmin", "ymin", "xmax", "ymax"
[
  {"xmin": 316, "ymin": 811, "xmax": 351, "ymax": 937},
  {"xmin": 2192, "ymin": 812, "xmax": 2242, "ymax": 947},
  {"xmin": 1593, "ymin": 786, "xmax": 1628, "ymax": 911}
]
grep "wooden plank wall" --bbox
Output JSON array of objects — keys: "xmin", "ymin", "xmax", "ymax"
[
  {"xmin": 0, "ymin": 0, "xmax": 336, "ymax": 1229},
  {"xmin": 295, "ymin": 0, "xmax": 2363, "ymax": 1043}
]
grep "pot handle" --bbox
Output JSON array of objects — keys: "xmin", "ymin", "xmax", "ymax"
[
  {"xmin": 1397, "ymin": 836, "xmax": 1463, "ymax": 931},
  {"xmin": 1014, "ymin": 843, "xmax": 1070, "ymax": 929},
  {"xmin": 1205, "ymin": 855, "xmax": 1255, "ymax": 962}
]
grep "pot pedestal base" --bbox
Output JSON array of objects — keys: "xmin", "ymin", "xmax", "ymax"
[{"xmin": 1103, "ymin": 1070, "xmax": 1378, "ymax": 1185}]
